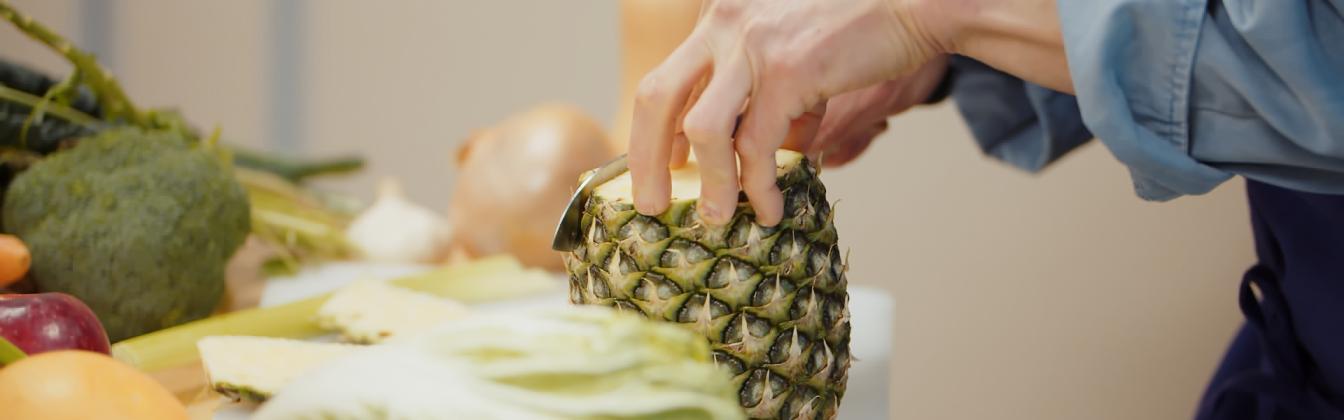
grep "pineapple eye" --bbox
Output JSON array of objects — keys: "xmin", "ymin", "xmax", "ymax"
[
  {"xmin": 586, "ymin": 216, "xmax": 608, "ymax": 243},
  {"xmin": 568, "ymin": 275, "xmax": 585, "ymax": 304},
  {"xmin": 727, "ymin": 217, "xmax": 778, "ymax": 248},
  {"xmin": 829, "ymin": 347, "xmax": 851, "ymax": 383},
  {"xmin": 570, "ymin": 244, "xmax": 587, "ymax": 261},
  {"xmin": 612, "ymin": 300, "xmax": 643, "ymax": 316},
  {"xmin": 781, "ymin": 188, "xmax": 818, "ymax": 231},
  {"xmin": 768, "ymin": 328, "xmax": 811, "ymax": 364},
  {"xmin": 750, "ymin": 274, "xmax": 796, "ymax": 307},
  {"xmin": 815, "ymin": 197, "xmax": 833, "ymax": 224},
  {"xmin": 618, "ymin": 215, "xmax": 668, "ymax": 243},
  {"xmin": 788, "ymin": 287, "xmax": 817, "ymax": 321},
  {"xmin": 805, "ymin": 341, "xmax": 831, "ymax": 377},
  {"xmin": 782, "ymin": 386, "xmax": 820, "ymax": 420},
  {"xmin": 767, "ymin": 371, "xmax": 790, "ymax": 400},
  {"xmin": 677, "ymin": 293, "xmax": 731, "ymax": 323},
  {"xmin": 807, "ymin": 246, "xmax": 841, "ymax": 289},
  {"xmin": 739, "ymin": 369, "xmax": 790, "ymax": 410},
  {"xmin": 585, "ymin": 268, "xmax": 612, "ymax": 299},
  {"xmin": 831, "ymin": 251, "xmax": 845, "ymax": 279},
  {"xmin": 707, "ymin": 296, "xmax": 732, "ymax": 318},
  {"xmin": 822, "ymin": 296, "xmax": 846, "ymax": 329},
  {"xmin": 632, "ymin": 273, "xmax": 682, "ymax": 301},
  {"xmin": 739, "ymin": 369, "xmax": 768, "ymax": 407},
  {"xmin": 679, "ymin": 205, "xmax": 704, "ymax": 228},
  {"xmin": 707, "ymin": 257, "xmax": 757, "ymax": 289},
  {"xmin": 659, "ymin": 239, "xmax": 712, "ymax": 268},
  {"xmin": 601, "ymin": 250, "xmax": 640, "ymax": 276},
  {"xmin": 722, "ymin": 316, "xmax": 742, "ymax": 344},
  {"xmin": 767, "ymin": 231, "xmax": 808, "ymax": 267},
  {"xmin": 722, "ymin": 313, "xmax": 771, "ymax": 345},
  {"xmin": 713, "ymin": 351, "xmax": 746, "ymax": 375},
  {"xmin": 656, "ymin": 276, "xmax": 682, "ymax": 298}
]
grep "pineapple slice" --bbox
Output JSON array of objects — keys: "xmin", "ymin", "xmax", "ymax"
[
  {"xmin": 199, "ymin": 336, "xmax": 357, "ymax": 403},
  {"xmin": 317, "ymin": 279, "xmax": 470, "ymax": 344}
]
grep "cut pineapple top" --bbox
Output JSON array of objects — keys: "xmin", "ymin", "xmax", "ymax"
[
  {"xmin": 594, "ymin": 150, "xmax": 806, "ymax": 203},
  {"xmin": 198, "ymin": 336, "xmax": 358, "ymax": 403},
  {"xmin": 317, "ymin": 279, "xmax": 471, "ymax": 344}
]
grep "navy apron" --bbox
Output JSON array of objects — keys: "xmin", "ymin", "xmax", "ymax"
[{"xmin": 1196, "ymin": 180, "xmax": 1344, "ymax": 420}]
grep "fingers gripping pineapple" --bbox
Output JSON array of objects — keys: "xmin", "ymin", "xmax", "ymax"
[{"xmin": 565, "ymin": 150, "xmax": 851, "ymax": 419}]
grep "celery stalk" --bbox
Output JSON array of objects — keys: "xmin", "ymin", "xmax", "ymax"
[
  {"xmin": 112, "ymin": 256, "xmax": 559, "ymax": 372},
  {"xmin": 111, "ymin": 295, "xmax": 329, "ymax": 372}
]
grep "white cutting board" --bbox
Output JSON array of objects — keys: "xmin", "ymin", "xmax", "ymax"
[{"xmin": 215, "ymin": 262, "xmax": 893, "ymax": 420}]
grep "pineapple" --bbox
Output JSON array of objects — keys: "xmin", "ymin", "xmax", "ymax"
[
  {"xmin": 199, "ymin": 336, "xmax": 358, "ymax": 403},
  {"xmin": 317, "ymin": 280, "xmax": 470, "ymax": 344},
  {"xmin": 565, "ymin": 150, "xmax": 851, "ymax": 419}
]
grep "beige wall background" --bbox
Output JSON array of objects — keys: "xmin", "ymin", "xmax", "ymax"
[{"xmin": 2, "ymin": 2, "xmax": 1251, "ymax": 419}]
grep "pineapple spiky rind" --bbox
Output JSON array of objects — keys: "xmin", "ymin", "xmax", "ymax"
[{"xmin": 565, "ymin": 150, "xmax": 851, "ymax": 420}]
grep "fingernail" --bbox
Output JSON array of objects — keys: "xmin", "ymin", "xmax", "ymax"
[
  {"xmin": 753, "ymin": 205, "xmax": 780, "ymax": 227},
  {"xmin": 636, "ymin": 200, "xmax": 661, "ymax": 215},
  {"xmin": 753, "ymin": 191, "xmax": 784, "ymax": 227}
]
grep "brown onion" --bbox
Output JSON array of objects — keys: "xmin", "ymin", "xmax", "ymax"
[{"xmin": 447, "ymin": 104, "xmax": 613, "ymax": 271}]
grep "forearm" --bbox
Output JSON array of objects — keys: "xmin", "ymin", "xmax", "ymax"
[{"xmin": 904, "ymin": 0, "xmax": 1073, "ymax": 94}]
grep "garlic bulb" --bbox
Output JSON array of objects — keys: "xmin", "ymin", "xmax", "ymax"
[{"xmin": 345, "ymin": 178, "xmax": 452, "ymax": 263}]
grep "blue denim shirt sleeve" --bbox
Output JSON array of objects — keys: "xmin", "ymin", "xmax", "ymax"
[
  {"xmin": 1057, "ymin": 0, "xmax": 1344, "ymax": 200},
  {"xmin": 948, "ymin": 1, "xmax": 1344, "ymax": 200},
  {"xmin": 946, "ymin": 56, "xmax": 1094, "ymax": 172}
]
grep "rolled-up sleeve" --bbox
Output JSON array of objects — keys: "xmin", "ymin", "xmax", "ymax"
[
  {"xmin": 1058, "ymin": 0, "xmax": 1344, "ymax": 200},
  {"xmin": 946, "ymin": 56, "xmax": 1094, "ymax": 172}
]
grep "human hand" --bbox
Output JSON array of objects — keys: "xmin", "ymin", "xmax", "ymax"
[
  {"xmin": 789, "ymin": 55, "xmax": 950, "ymax": 167},
  {"xmin": 628, "ymin": 0, "xmax": 945, "ymax": 227}
]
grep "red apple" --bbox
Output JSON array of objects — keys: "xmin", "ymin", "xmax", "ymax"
[{"xmin": 0, "ymin": 293, "xmax": 110, "ymax": 356}]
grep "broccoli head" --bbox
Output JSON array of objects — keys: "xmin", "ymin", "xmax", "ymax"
[{"xmin": 2, "ymin": 127, "xmax": 251, "ymax": 341}]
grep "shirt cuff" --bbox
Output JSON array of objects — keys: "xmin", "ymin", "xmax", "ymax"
[
  {"xmin": 946, "ymin": 55, "xmax": 1093, "ymax": 173},
  {"xmin": 1057, "ymin": 0, "xmax": 1231, "ymax": 200},
  {"xmin": 922, "ymin": 62, "xmax": 955, "ymax": 105}
]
